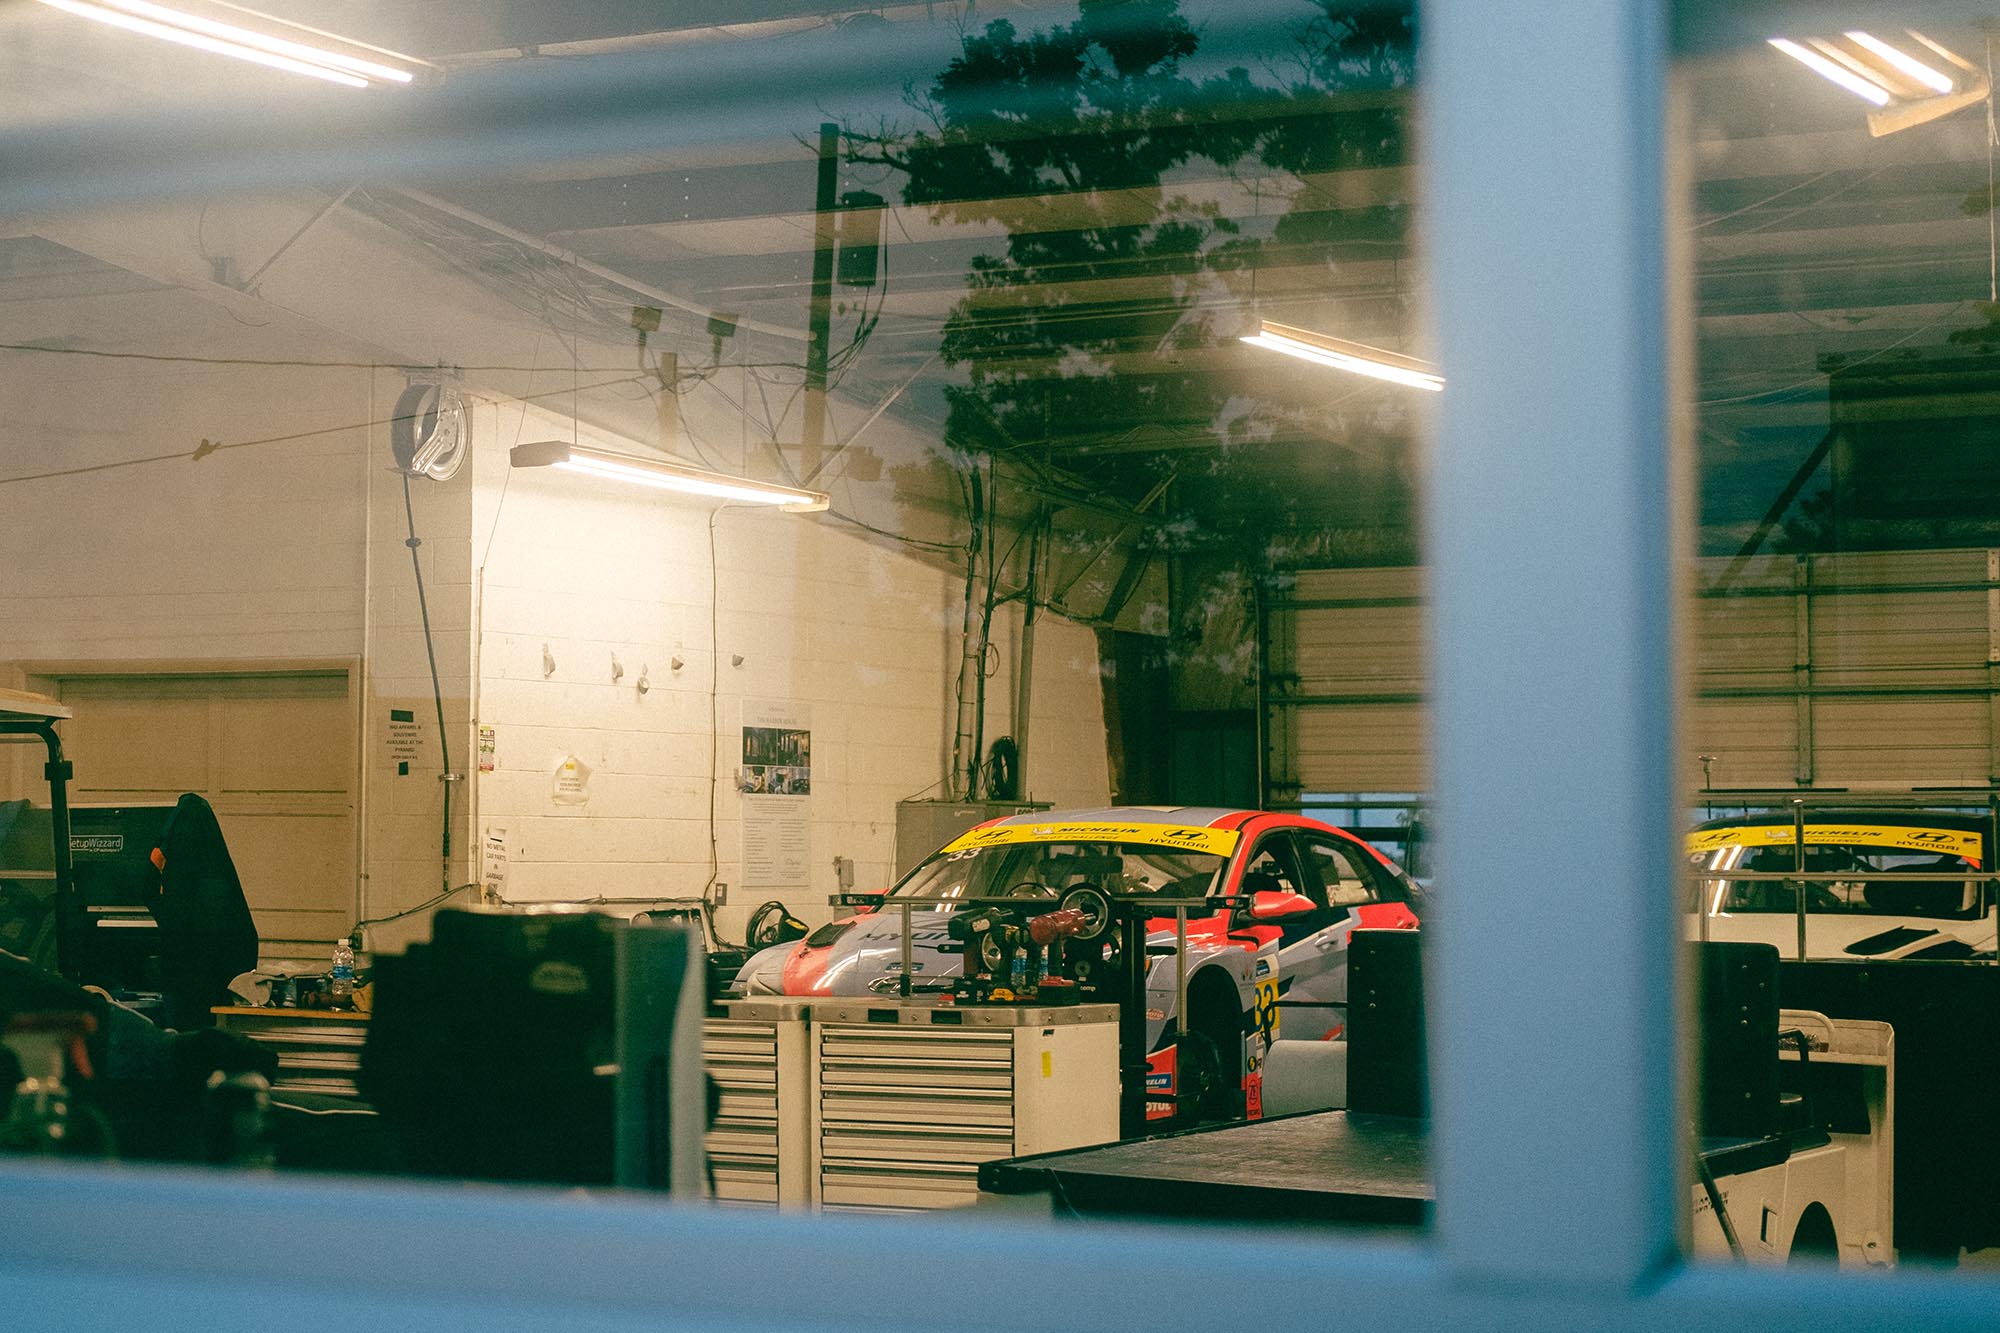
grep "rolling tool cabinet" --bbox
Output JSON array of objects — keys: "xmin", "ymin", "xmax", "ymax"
[{"xmin": 808, "ymin": 1000, "xmax": 1119, "ymax": 1213}]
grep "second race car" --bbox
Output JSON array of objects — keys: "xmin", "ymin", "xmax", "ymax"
[{"xmin": 1686, "ymin": 808, "xmax": 1995, "ymax": 959}]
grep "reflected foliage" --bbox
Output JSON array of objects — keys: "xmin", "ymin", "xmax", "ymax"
[{"xmin": 857, "ymin": 0, "xmax": 1417, "ymax": 553}]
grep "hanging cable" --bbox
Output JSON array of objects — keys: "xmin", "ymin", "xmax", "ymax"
[
  {"xmin": 0, "ymin": 341, "xmax": 663, "ymax": 373},
  {"xmin": 949, "ymin": 462, "xmax": 984, "ymax": 798},
  {"xmin": 0, "ymin": 372, "xmax": 650, "ymax": 490},
  {"xmin": 703, "ymin": 504, "xmax": 749, "ymax": 898},
  {"xmin": 401, "ymin": 473, "xmax": 456, "ymax": 894},
  {"xmin": 971, "ymin": 454, "xmax": 1001, "ymax": 796},
  {"xmin": 1986, "ymin": 35, "xmax": 1997, "ymax": 303},
  {"xmin": 351, "ymin": 882, "xmax": 479, "ymax": 936}
]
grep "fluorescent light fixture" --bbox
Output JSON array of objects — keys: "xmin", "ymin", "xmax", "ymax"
[
  {"xmin": 1770, "ymin": 30, "xmax": 1987, "ymax": 136},
  {"xmin": 34, "ymin": 0, "xmax": 421, "ymax": 88},
  {"xmin": 1241, "ymin": 320, "xmax": 1443, "ymax": 392},
  {"xmin": 1844, "ymin": 30, "xmax": 1953, "ymax": 95},
  {"xmin": 1768, "ymin": 37, "xmax": 1891, "ymax": 106},
  {"xmin": 511, "ymin": 441, "xmax": 830, "ymax": 512}
]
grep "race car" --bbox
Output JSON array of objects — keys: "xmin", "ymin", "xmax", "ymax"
[
  {"xmin": 734, "ymin": 806, "xmax": 1423, "ymax": 1122},
  {"xmin": 1686, "ymin": 809, "xmax": 1996, "ymax": 960}
]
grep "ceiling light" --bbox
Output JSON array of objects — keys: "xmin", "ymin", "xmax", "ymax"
[
  {"xmin": 1844, "ymin": 30, "xmax": 1952, "ymax": 95},
  {"xmin": 109, "ymin": 0, "xmax": 413, "ymax": 82},
  {"xmin": 511, "ymin": 441, "xmax": 830, "ymax": 512},
  {"xmin": 34, "ymin": 0, "xmax": 421, "ymax": 88},
  {"xmin": 1770, "ymin": 31, "xmax": 1986, "ymax": 136},
  {"xmin": 1768, "ymin": 37, "xmax": 1890, "ymax": 106},
  {"xmin": 1242, "ymin": 320, "xmax": 1443, "ymax": 392}
]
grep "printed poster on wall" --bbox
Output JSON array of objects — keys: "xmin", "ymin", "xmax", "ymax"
[{"xmin": 739, "ymin": 700, "xmax": 810, "ymax": 888}]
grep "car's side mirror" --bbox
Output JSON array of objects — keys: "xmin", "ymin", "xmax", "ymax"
[{"xmin": 1248, "ymin": 888, "xmax": 1315, "ymax": 920}]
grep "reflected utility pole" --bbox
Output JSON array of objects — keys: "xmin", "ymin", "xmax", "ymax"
[{"xmin": 803, "ymin": 121, "xmax": 840, "ymax": 482}]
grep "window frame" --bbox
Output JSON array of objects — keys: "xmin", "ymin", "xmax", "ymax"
[
  {"xmin": 5, "ymin": 1, "xmax": 2000, "ymax": 1322},
  {"xmin": 1297, "ymin": 832, "xmax": 1393, "ymax": 913}
]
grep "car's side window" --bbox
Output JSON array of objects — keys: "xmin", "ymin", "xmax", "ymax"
[
  {"xmin": 1299, "ymin": 836, "xmax": 1386, "ymax": 911},
  {"xmin": 1239, "ymin": 835, "xmax": 1314, "ymax": 901},
  {"xmin": 1237, "ymin": 834, "xmax": 1329, "ymax": 945}
]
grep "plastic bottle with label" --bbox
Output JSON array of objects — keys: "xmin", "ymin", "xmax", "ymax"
[{"xmin": 329, "ymin": 936, "xmax": 355, "ymax": 1009}]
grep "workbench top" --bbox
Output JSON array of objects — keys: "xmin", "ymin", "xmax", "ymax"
[
  {"xmin": 211, "ymin": 1005, "xmax": 370, "ymax": 1022},
  {"xmin": 980, "ymin": 1109, "xmax": 1432, "ymax": 1229}
]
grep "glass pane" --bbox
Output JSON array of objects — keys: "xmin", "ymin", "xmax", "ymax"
[
  {"xmin": 1, "ymin": 0, "xmax": 1434, "ymax": 1249},
  {"xmin": 1679, "ymin": 4, "xmax": 2000, "ymax": 1273}
]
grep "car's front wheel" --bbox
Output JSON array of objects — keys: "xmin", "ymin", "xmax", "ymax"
[{"xmin": 1170, "ymin": 993, "xmax": 1245, "ymax": 1126}]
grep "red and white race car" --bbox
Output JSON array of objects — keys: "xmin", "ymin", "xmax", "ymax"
[{"xmin": 734, "ymin": 806, "xmax": 1423, "ymax": 1121}]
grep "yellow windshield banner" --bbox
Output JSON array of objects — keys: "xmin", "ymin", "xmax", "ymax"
[
  {"xmin": 941, "ymin": 821, "xmax": 1240, "ymax": 858},
  {"xmin": 1686, "ymin": 823, "xmax": 1983, "ymax": 862}
]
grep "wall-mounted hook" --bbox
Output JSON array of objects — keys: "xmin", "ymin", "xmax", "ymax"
[
  {"xmin": 636, "ymin": 664, "xmax": 651, "ymax": 695},
  {"xmin": 541, "ymin": 643, "xmax": 556, "ymax": 677},
  {"xmin": 730, "ymin": 653, "xmax": 745, "ymax": 668},
  {"xmin": 670, "ymin": 655, "xmax": 685, "ymax": 672},
  {"xmin": 611, "ymin": 652, "xmax": 625, "ymax": 683}
]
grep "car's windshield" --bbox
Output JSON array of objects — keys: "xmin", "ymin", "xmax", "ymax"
[
  {"xmin": 890, "ymin": 841, "xmax": 1227, "ymax": 903},
  {"xmin": 1689, "ymin": 829, "xmax": 1987, "ymax": 920}
]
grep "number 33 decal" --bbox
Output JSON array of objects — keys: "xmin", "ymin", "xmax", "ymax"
[{"xmin": 1253, "ymin": 976, "xmax": 1281, "ymax": 1043}]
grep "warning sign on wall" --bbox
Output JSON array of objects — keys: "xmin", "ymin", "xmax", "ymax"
[
  {"xmin": 387, "ymin": 708, "xmax": 421, "ymax": 777},
  {"xmin": 552, "ymin": 754, "xmax": 591, "ymax": 806}
]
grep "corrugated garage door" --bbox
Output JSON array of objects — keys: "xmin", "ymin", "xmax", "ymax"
[
  {"xmin": 1264, "ymin": 549, "xmax": 2000, "ymax": 803},
  {"xmin": 1262, "ymin": 567, "xmax": 1426, "ymax": 802},
  {"xmin": 40, "ymin": 669, "xmax": 359, "ymax": 955}
]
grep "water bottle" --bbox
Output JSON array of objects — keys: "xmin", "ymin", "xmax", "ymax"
[{"xmin": 329, "ymin": 935, "xmax": 355, "ymax": 1009}]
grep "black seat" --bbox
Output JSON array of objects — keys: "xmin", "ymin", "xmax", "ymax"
[
  {"xmin": 1863, "ymin": 857, "xmax": 1965, "ymax": 918},
  {"xmin": 1239, "ymin": 868, "xmax": 1282, "ymax": 895}
]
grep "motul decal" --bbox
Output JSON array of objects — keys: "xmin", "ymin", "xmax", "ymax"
[{"xmin": 1146, "ymin": 1047, "xmax": 1177, "ymax": 1120}]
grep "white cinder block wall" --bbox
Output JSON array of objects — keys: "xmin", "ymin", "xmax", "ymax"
[
  {"xmin": 0, "ymin": 326, "xmax": 1112, "ymax": 951},
  {"xmin": 0, "ymin": 355, "xmax": 372, "ymax": 662},
  {"xmin": 469, "ymin": 402, "xmax": 1111, "ymax": 937},
  {"xmin": 0, "ymin": 347, "xmax": 478, "ymax": 947}
]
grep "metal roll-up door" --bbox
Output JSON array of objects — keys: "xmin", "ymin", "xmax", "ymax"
[
  {"xmin": 1265, "ymin": 549, "xmax": 2000, "ymax": 805},
  {"xmin": 1263, "ymin": 567, "xmax": 1425, "ymax": 803}
]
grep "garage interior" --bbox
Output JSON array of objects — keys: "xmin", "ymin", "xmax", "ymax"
[{"xmin": 5, "ymin": 0, "xmax": 2000, "ymax": 1284}]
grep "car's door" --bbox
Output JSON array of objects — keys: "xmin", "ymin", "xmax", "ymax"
[
  {"xmin": 1279, "ymin": 833, "xmax": 1402, "ymax": 1037},
  {"xmin": 1233, "ymin": 830, "xmax": 1342, "ymax": 1044}
]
